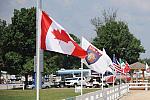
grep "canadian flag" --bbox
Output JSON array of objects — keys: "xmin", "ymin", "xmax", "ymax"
[{"xmin": 41, "ymin": 11, "xmax": 87, "ymax": 58}]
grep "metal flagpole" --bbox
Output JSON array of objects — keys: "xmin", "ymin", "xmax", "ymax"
[
  {"xmin": 119, "ymin": 58, "xmax": 122, "ymax": 85},
  {"xmin": 113, "ymin": 68, "xmax": 116, "ymax": 100},
  {"xmin": 113, "ymin": 67, "xmax": 116, "ymax": 87},
  {"xmin": 112, "ymin": 54, "xmax": 116, "ymax": 87},
  {"xmin": 80, "ymin": 60, "xmax": 83, "ymax": 96},
  {"xmin": 120, "ymin": 72, "xmax": 121, "ymax": 85},
  {"xmin": 36, "ymin": 0, "xmax": 42, "ymax": 100},
  {"xmin": 101, "ymin": 73, "xmax": 104, "ymax": 90}
]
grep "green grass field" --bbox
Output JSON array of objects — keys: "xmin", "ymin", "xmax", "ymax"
[{"xmin": 0, "ymin": 88, "xmax": 100, "ymax": 100}]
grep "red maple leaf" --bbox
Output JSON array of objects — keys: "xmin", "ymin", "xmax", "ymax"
[{"xmin": 52, "ymin": 29, "xmax": 71, "ymax": 43}]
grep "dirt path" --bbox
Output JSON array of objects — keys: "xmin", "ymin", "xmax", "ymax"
[{"xmin": 120, "ymin": 90, "xmax": 150, "ymax": 100}]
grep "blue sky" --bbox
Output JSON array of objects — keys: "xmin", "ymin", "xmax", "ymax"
[{"xmin": 0, "ymin": 0, "xmax": 150, "ymax": 59}]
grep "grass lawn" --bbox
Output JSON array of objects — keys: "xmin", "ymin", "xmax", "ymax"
[{"xmin": 0, "ymin": 88, "xmax": 100, "ymax": 100}]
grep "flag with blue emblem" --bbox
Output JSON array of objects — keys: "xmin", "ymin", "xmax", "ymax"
[{"xmin": 82, "ymin": 37, "xmax": 112, "ymax": 74}]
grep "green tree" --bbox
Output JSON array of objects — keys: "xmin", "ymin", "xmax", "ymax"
[
  {"xmin": 10, "ymin": 7, "xmax": 36, "ymax": 85},
  {"xmin": 0, "ymin": 8, "xmax": 36, "ymax": 85},
  {"xmin": 91, "ymin": 10, "xmax": 145, "ymax": 64},
  {"xmin": 0, "ymin": 19, "xmax": 9, "ymax": 68},
  {"xmin": 0, "ymin": 19, "xmax": 7, "ymax": 83},
  {"xmin": 43, "ymin": 52, "xmax": 62, "ymax": 75},
  {"xmin": 1, "ymin": 7, "xmax": 82, "ymax": 82}
]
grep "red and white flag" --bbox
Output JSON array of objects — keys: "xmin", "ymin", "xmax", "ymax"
[
  {"xmin": 123, "ymin": 61, "xmax": 130, "ymax": 73},
  {"xmin": 41, "ymin": 11, "xmax": 87, "ymax": 58}
]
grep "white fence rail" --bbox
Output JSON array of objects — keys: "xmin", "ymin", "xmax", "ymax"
[
  {"xmin": 0, "ymin": 84, "xmax": 25, "ymax": 90},
  {"xmin": 129, "ymin": 83, "xmax": 150, "ymax": 91},
  {"xmin": 73, "ymin": 84, "xmax": 129, "ymax": 100}
]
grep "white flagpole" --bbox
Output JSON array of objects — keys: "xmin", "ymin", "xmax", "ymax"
[
  {"xmin": 81, "ymin": 60, "xmax": 83, "ymax": 96},
  {"xmin": 113, "ymin": 67, "xmax": 116, "ymax": 87},
  {"xmin": 112, "ymin": 54, "xmax": 116, "ymax": 87},
  {"xmin": 36, "ymin": 0, "xmax": 42, "ymax": 100},
  {"xmin": 120, "ymin": 72, "xmax": 121, "ymax": 85},
  {"xmin": 101, "ymin": 74, "xmax": 104, "ymax": 90}
]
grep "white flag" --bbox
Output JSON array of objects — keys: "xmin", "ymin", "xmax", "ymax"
[
  {"xmin": 146, "ymin": 63, "xmax": 150, "ymax": 73},
  {"xmin": 82, "ymin": 37, "xmax": 112, "ymax": 74}
]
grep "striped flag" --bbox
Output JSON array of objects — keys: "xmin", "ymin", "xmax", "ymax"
[{"xmin": 111, "ymin": 54, "xmax": 123, "ymax": 73}]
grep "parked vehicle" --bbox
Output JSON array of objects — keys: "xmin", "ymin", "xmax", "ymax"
[
  {"xmin": 115, "ymin": 73, "xmax": 131, "ymax": 84},
  {"xmin": 65, "ymin": 77, "xmax": 86, "ymax": 87},
  {"xmin": 26, "ymin": 81, "xmax": 34, "ymax": 89},
  {"xmin": 103, "ymin": 71, "xmax": 131, "ymax": 85},
  {"xmin": 85, "ymin": 82, "xmax": 93, "ymax": 88},
  {"xmin": 86, "ymin": 77, "xmax": 109, "ymax": 88},
  {"xmin": 26, "ymin": 81, "xmax": 51, "ymax": 89},
  {"xmin": 42, "ymin": 82, "xmax": 51, "ymax": 88},
  {"xmin": 104, "ymin": 75, "xmax": 115, "ymax": 85},
  {"xmin": 103, "ymin": 72, "xmax": 115, "ymax": 85},
  {"xmin": 50, "ymin": 81, "xmax": 65, "ymax": 88}
]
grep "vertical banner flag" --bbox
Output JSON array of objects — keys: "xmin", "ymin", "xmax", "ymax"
[
  {"xmin": 82, "ymin": 37, "xmax": 112, "ymax": 74},
  {"xmin": 41, "ymin": 11, "xmax": 87, "ymax": 58}
]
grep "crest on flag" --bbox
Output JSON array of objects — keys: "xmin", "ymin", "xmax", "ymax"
[
  {"xmin": 85, "ymin": 45, "xmax": 102, "ymax": 65},
  {"xmin": 146, "ymin": 68, "xmax": 150, "ymax": 73}
]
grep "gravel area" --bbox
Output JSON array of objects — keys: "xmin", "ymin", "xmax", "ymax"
[{"xmin": 120, "ymin": 90, "xmax": 150, "ymax": 100}]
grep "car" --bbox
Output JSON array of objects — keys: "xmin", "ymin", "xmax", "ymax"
[
  {"xmin": 103, "ymin": 71, "xmax": 131, "ymax": 85},
  {"xmin": 26, "ymin": 81, "xmax": 34, "ymax": 89},
  {"xmin": 103, "ymin": 75, "xmax": 115, "ymax": 85},
  {"xmin": 53, "ymin": 81, "xmax": 65, "ymax": 88},
  {"xmin": 103, "ymin": 71, "xmax": 115, "ymax": 85},
  {"xmin": 26, "ymin": 81, "xmax": 51, "ymax": 89},
  {"xmin": 115, "ymin": 73, "xmax": 131, "ymax": 84},
  {"xmin": 42, "ymin": 82, "xmax": 51, "ymax": 88},
  {"xmin": 85, "ymin": 82, "xmax": 93, "ymax": 88}
]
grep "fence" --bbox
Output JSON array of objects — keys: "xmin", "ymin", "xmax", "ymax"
[
  {"xmin": 68, "ymin": 84, "xmax": 129, "ymax": 100},
  {"xmin": 129, "ymin": 82, "xmax": 150, "ymax": 91},
  {"xmin": 0, "ymin": 83, "xmax": 25, "ymax": 90}
]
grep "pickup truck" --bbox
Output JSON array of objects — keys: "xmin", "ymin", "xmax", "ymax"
[
  {"xmin": 65, "ymin": 77, "xmax": 86, "ymax": 88},
  {"xmin": 86, "ymin": 77, "xmax": 109, "ymax": 88}
]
